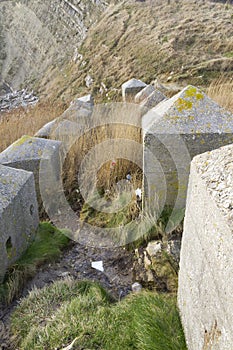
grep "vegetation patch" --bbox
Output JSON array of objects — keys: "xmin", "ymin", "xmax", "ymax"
[
  {"xmin": 0, "ymin": 222, "xmax": 70, "ymax": 305},
  {"xmin": 11, "ymin": 279, "xmax": 187, "ymax": 350}
]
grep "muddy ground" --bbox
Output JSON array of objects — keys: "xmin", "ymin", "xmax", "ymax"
[{"xmin": 0, "ymin": 239, "xmax": 134, "ymax": 350}]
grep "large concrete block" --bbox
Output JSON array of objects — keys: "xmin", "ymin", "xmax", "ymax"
[
  {"xmin": 35, "ymin": 95, "xmax": 94, "ymax": 144},
  {"xmin": 122, "ymin": 78, "xmax": 146, "ymax": 102},
  {"xmin": 35, "ymin": 98, "xmax": 93, "ymax": 139},
  {"xmin": 178, "ymin": 144, "xmax": 233, "ymax": 350},
  {"xmin": 143, "ymin": 85, "xmax": 233, "ymax": 211},
  {"xmin": 35, "ymin": 118, "xmax": 59, "ymax": 139},
  {"xmin": 0, "ymin": 136, "xmax": 63, "ymax": 216},
  {"xmin": 135, "ymin": 85, "xmax": 155, "ymax": 104},
  {"xmin": 36, "ymin": 119, "xmax": 83, "ymax": 147},
  {"xmin": 77, "ymin": 94, "xmax": 94, "ymax": 105},
  {"xmin": 0, "ymin": 165, "xmax": 39, "ymax": 281},
  {"xmin": 140, "ymin": 89, "xmax": 167, "ymax": 111},
  {"xmin": 63, "ymin": 98, "xmax": 93, "ymax": 122}
]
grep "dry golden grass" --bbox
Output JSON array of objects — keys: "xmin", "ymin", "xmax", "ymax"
[
  {"xmin": 206, "ymin": 76, "xmax": 233, "ymax": 113},
  {"xmin": 62, "ymin": 120, "xmax": 143, "ymax": 197},
  {"xmin": 0, "ymin": 101, "xmax": 68, "ymax": 152},
  {"xmin": 44, "ymin": 0, "xmax": 233, "ymax": 103}
]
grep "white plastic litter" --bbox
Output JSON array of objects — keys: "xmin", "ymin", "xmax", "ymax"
[
  {"xmin": 135, "ymin": 188, "xmax": 142, "ymax": 199},
  {"xmin": 91, "ymin": 261, "xmax": 104, "ymax": 272}
]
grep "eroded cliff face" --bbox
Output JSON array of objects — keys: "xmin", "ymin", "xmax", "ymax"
[{"xmin": 0, "ymin": 0, "xmax": 107, "ymax": 93}]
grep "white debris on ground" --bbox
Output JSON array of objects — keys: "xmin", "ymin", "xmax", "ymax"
[{"xmin": 91, "ymin": 261, "xmax": 104, "ymax": 272}]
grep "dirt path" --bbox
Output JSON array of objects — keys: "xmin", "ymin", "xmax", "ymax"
[{"xmin": 0, "ymin": 239, "xmax": 134, "ymax": 349}]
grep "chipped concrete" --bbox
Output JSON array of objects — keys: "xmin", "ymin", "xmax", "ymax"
[
  {"xmin": 122, "ymin": 78, "xmax": 147, "ymax": 102},
  {"xmin": 0, "ymin": 136, "xmax": 63, "ymax": 216},
  {"xmin": 143, "ymin": 85, "xmax": 233, "ymax": 211},
  {"xmin": 0, "ymin": 165, "xmax": 39, "ymax": 281},
  {"xmin": 178, "ymin": 143, "xmax": 233, "ymax": 350}
]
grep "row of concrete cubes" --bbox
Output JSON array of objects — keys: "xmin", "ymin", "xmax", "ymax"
[
  {"xmin": 0, "ymin": 95, "xmax": 93, "ymax": 281},
  {"xmin": 122, "ymin": 78, "xmax": 233, "ymax": 350}
]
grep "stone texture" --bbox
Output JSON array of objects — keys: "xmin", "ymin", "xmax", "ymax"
[
  {"xmin": 63, "ymin": 98, "xmax": 93, "ymax": 123},
  {"xmin": 143, "ymin": 85, "xmax": 233, "ymax": 212},
  {"xmin": 35, "ymin": 97, "xmax": 92, "ymax": 146},
  {"xmin": 35, "ymin": 118, "xmax": 59, "ymax": 139},
  {"xmin": 178, "ymin": 143, "xmax": 233, "ymax": 350},
  {"xmin": 133, "ymin": 239, "xmax": 179, "ymax": 293},
  {"xmin": 140, "ymin": 89, "xmax": 167, "ymax": 111},
  {"xmin": 146, "ymin": 241, "xmax": 162, "ymax": 257},
  {"xmin": 0, "ymin": 136, "xmax": 63, "ymax": 216},
  {"xmin": 77, "ymin": 94, "xmax": 94, "ymax": 105},
  {"xmin": 135, "ymin": 85, "xmax": 155, "ymax": 104},
  {"xmin": 0, "ymin": 165, "xmax": 39, "ymax": 281},
  {"xmin": 122, "ymin": 78, "xmax": 146, "ymax": 102}
]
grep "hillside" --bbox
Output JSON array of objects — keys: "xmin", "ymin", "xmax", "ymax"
[
  {"xmin": 28, "ymin": 0, "xmax": 233, "ymax": 103},
  {"xmin": 0, "ymin": 0, "xmax": 107, "ymax": 94},
  {"xmin": 0, "ymin": 0, "xmax": 233, "ymax": 103}
]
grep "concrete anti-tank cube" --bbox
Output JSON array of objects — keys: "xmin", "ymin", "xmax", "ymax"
[
  {"xmin": 122, "ymin": 78, "xmax": 147, "ymax": 102},
  {"xmin": 35, "ymin": 98, "xmax": 93, "ymax": 140},
  {"xmin": 0, "ymin": 136, "xmax": 63, "ymax": 216},
  {"xmin": 143, "ymin": 85, "xmax": 233, "ymax": 211},
  {"xmin": 0, "ymin": 165, "xmax": 39, "ymax": 281},
  {"xmin": 178, "ymin": 143, "xmax": 233, "ymax": 350}
]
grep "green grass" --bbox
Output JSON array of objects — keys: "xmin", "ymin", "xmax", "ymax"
[
  {"xmin": 0, "ymin": 222, "xmax": 70, "ymax": 305},
  {"xmin": 224, "ymin": 51, "xmax": 233, "ymax": 58},
  {"xmin": 11, "ymin": 279, "xmax": 187, "ymax": 350}
]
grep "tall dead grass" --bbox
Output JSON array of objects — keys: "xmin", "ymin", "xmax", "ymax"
[
  {"xmin": 62, "ymin": 119, "xmax": 143, "ymax": 197},
  {"xmin": 0, "ymin": 101, "xmax": 68, "ymax": 152},
  {"xmin": 206, "ymin": 76, "xmax": 233, "ymax": 113}
]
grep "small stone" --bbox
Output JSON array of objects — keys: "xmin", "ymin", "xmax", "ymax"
[
  {"xmin": 146, "ymin": 241, "xmax": 162, "ymax": 257},
  {"xmin": 85, "ymin": 75, "xmax": 93, "ymax": 88},
  {"xmin": 143, "ymin": 251, "xmax": 151, "ymax": 269},
  {"xmin": 60, "ymin": 271, "xmax": 70, "ymax": 277},
  {"xmin": 132, "ymin": 282, "xmax": 142, "ymax": 293}
]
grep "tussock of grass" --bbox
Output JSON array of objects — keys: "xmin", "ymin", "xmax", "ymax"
[
  {"xmin": 0, "ymin": 100, "xmax": 67, "ymax": 152},
  {"xmin": 11, "ymin": 279, "xmax": 187, "ymax": 350},
  {"xmin": 206, "ymin": 75, "xmax": 233, "ymax": 113},
  {"xmin": 0, "ymin": 222, "xmax": 70, "ymax": 305}
]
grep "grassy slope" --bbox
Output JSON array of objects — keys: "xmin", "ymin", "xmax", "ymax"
[
  {"xmin": 40, "ymin": 0, "xmax": 233, "ymax": 102},
  {"xmin": 0, "ymin": 222, "xmax": 70, "ymax": 305},
  {"xmin": 11, "ymin": 279, "xmax": 187, "ymax": 350},
  {"xmin": 1, "ymin": 0, "xmax": 233, "ymax": 154}
]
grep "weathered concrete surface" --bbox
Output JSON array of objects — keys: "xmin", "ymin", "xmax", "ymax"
[
  {"xmin": 77, "ymin": 94, "xmax": 94, "ymax": 105},
  {"xmin": 143, "ymin": 85, "xmax": 233, "ymax": 211},
  {"xmin": 135, "ymin": 85, "xmax": 155, "ymax": 104},
  {"xmin": 61, "ymin": 98, "xmax": 93, "ymax": 123},
  {"xmin": 178, "ymin": 144, "xmax": 233, "ymax": 350},
  {"xmin": 0, "ymin": 165, "xmax": 39, "ymax": 281},
  {"xmin": 35, "ymin": 97, "xmax": 93, "ymax": 139},
  {"xmin": 140, "ymin": 89, "xmax": 167, "ymax": 111},
  {"xmin": 0, "ymin": 136, "xmax": 63, "ymax": 216},
  {"xmin": 34, "ymin": 118, "xmax": 59, "ymax": 139},
  {"xmin": 122, "ymin": 78, "xmax": 146, "ymax": 102}
]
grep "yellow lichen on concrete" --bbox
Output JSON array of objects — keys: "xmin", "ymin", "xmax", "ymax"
[
  {"xmin": 175, "ymin": 98, "xmax": 193, "ymax": 112},
  {"xmin": 184, "ymin": 86, "xmax": 204, "ymax": 100},
  {"xmin": 12, "ymin": 135, "xmax": 33, "ymax": 148}
]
